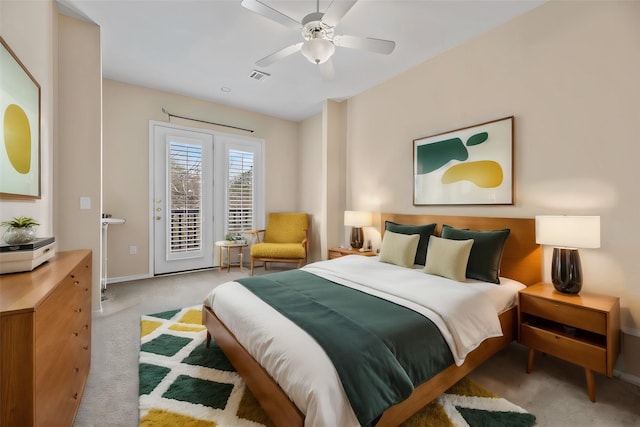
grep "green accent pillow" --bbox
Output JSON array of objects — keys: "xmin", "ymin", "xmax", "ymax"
[
  {"xmin": 423, "ymin": 236, "xmax": 474, "ymax": 282},
  {"xmin": 385, "ymin": 221, "xmax": 437, "ymax": 265},
  {"xmin": 441, "ymin": 225, "xmax": 510, "ymax": 284},
  {"xmin": 379, "ymin": 230, "xmax": 421, "ymax": 268}
]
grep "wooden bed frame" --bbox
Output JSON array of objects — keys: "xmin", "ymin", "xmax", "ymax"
[{"xmin": 203, "ymin": 214, "xmax": 541, "ymax": 426}]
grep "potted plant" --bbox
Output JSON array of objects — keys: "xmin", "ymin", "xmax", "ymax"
[{"xmin": 1, "ymin": 216, "xmax": 40, "ymax": 244}]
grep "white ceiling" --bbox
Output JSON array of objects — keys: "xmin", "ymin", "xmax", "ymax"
[{"xmin": 59, "ymin": 0, "xmax": 543, "ymax": 122}]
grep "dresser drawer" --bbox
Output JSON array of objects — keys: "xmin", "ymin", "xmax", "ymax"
[
  {"xmin": 520, "ymin": 323, "xmax": 606, "ymax": 374},
  {"xmin": 520, "ymin": 295, "xmax": 607, "ymax": 335}
]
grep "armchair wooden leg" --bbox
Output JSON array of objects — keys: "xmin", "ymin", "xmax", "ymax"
[{"xmin": 250, "ymin": 258, "xmax": 254, "ymax": 276}]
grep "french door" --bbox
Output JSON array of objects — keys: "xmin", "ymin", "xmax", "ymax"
[{"xmin": 152, "ymin": 124, "xmax": 214, "ymax": 274}]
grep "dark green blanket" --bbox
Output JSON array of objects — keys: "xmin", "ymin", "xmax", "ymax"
[{"xmin": 237, "ymin": 270, "xmax": 453, "ymax": 427}]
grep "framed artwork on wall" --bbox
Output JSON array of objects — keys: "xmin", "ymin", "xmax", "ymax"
[
  {"xmin": 0, "ymin": 37, "xmax": 41, "ymax": 199},
  {"xmin": 413, "ymin": 116, "xmax": 513, "ymax": 205}
]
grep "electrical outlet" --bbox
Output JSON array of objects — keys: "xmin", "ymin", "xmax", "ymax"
[{"xmin": 129, "ymin": 245, "xmax": 137, "ymax": 255}]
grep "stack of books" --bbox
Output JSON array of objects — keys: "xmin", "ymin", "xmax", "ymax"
[{"xmin": 0, "ymin": 237, "xmax": 56, "ymax": 274}]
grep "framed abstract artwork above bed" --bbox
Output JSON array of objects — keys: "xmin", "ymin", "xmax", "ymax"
[{"xmin": 413, "ymin": 116, "xmax": 513, "ymax": 205}]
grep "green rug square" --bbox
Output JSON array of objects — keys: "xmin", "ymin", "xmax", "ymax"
[
  {"xmin": 457, "ymin": 407, "xmax": 536, "ymax": 427},
  {"xmin": 182, "ymin": 341, "xmax": 235, "ymax": 372},
  {"xmin": 141, "ymin": 334, "xmax": 192, "ymax": 357},
  {"xmin": 149, "ymin": 308, "xmax": 181, "ymax": 320},
  {"xmin": 139, "ymin": 362, "xmax": 171, "ymax": 396},
  {"xmin": 163, "ymin": 374, "xmax": 234, "ymax": 409}
]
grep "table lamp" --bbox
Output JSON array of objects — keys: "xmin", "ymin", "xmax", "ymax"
[
  {"xmin": 535, "ymin": 215, "xmax": 600, "ymax": 294},
  {"xmin": 344, "ymin": 211, "xmax": 372, "ymax": 249}
]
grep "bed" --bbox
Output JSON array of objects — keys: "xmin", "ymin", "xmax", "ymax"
[{"xmin": 202, "ymin": 214, "xmax": 541, "ymax": 426}]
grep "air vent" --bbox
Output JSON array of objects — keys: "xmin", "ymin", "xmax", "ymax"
[{"xmin": 249, "ymin": 69, "xmax": 270, "ymax": 81}]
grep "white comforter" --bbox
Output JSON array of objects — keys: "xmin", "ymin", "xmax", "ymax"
[{"xmin": 203, "ymin": 255, "xmax": 520, "ymax": 427}]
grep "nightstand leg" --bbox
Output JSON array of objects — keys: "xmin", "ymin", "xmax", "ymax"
[
  {"xmin": 585, "ymin": 368, "xmax": 596, "ymax": 402},
  {"xmin": 526, "ymin": 348, "xmax": 535, "ymax": 373}
]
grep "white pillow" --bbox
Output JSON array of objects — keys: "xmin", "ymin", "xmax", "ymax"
[
  {"xmin": 379, "ymin": 230, "xmax": 420, "ymax": 268},
  {"xmin": 423, "ymin": 235, "xmax": 474, "ymax": 282}
]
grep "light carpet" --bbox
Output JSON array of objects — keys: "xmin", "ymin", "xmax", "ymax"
[{"xmin": 139, "ymin": 305, "xmax": 536, "ymax": 427}]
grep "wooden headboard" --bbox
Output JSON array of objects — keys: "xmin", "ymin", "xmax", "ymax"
[{"xmin": 380, "ymin": 213, "xmax": 542, "ymax": 286}]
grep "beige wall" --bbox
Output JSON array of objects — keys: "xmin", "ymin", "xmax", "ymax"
[
  {"xmin": 299, "ymin": 112, "xmax": 323, "ymax": 261},
  {"xmin": 345, "ymin": 0, "xmax": 640, "ymax": 376},
  {"xmin": 1, "ymin": 2, "xmax": 102, "ymax": 311},
  {"xmin": 102, "ymin": 79, "xmax": 300, "ymax": 279},
  {"xmin": 0, "ymin": 0, "xmax": 55, "ymax": 236},
  {"xmin": 56, "ymin": 14, "xmax": 102, "ymax": 310},
  {"xmin": 323, "ymin": 100, "xmax": 347, "ymax": 253},
  {"xmin": 298, "ymin": 100, "xmax": 348, "ymax": 262}
]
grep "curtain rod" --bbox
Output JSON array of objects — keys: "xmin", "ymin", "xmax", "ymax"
[{"xmin": 161, "ymin": 108, "xmax": 254, "ymax": 133}]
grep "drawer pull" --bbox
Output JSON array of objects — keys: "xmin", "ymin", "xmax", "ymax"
[
  {"xmin": 74, "ymin": 280, "xmax": 80, "ymax": 285},
  {"xmin": 83, "ymin": 346, "xmax": 89, "ymax": 351},
  {"xmin": 70, "ymin": 274, "xmax": 76, "ymax": 279},
  {"xmin": 76, "ymin": 308, "xmax": 82, "ymax": 313},
  {"xmin": 73, "ymin": 392, "xmax": 78, "ymax": 400},
  {"xmin": 73, "ymin": 332, "xmax": 79, "ymax": 336},
  {"xmin": 84, "ymin": 324, "xmax": 89, "ymax": 329},
  {"xmin": 75, "ymin": 367, "xmax": 80, "ymax": 373}
]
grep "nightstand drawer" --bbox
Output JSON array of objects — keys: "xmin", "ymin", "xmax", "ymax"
[
  {"xmin": 520, "ymin": 323, "xmax": 606, "ymax": 373},
  {"xmin": 520, "ymin": 295, "xmax": 607, "ymax": 335}
]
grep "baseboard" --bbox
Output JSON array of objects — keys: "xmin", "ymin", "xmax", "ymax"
[
  {"xmin": 106, "ymin": 273, "xmax": 152, "ymax": 284},
  {"xmin": 614, "ymin": 369, "xmax": 640, "ymax": 388},
  {"xmin": 622, "ymin": 327, "xmax": 640, "ymax": 338}
]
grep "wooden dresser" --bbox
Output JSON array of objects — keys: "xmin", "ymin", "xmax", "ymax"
[{"xmin": 0, "ymin": 249, "xmax": 92, "ymax": 426}]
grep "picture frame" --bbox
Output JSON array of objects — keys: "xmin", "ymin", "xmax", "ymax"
[
  {"xmin": 1, "ymin": 37, "xmax": 41, "ymax": 199},
  {"xmin": 413, "ymin": 116, "xmax": 513, "ymax": 206}
]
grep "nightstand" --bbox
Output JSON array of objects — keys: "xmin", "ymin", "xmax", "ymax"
[
  {"xmin": 328, "ymin": 247, "xmax": 377, "ymax": 259},
  {"xmin": 518, "ymin": 282, "xmax": 620, "ymax": 402}
]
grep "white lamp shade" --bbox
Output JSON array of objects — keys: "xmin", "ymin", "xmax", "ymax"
[
  {"xmin": 301, "ymin": 38, "xmax": 335, "ymax": 64},
  {"xmin": 535, "ymin": 216, "xmax": 600, "ymax": 249},
  {"xmin": 344, "ymin": 211, "xmax": 372, "ymax": 227}
]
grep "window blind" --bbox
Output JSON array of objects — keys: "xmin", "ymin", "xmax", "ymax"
[{"xmin": 227, "ymin": 149, "xmax": 254, "ymax": 234}]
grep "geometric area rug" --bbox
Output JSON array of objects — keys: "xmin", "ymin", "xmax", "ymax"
[{"xmin": 139, "ymin": 305, "xmax": 536, "ymax": 427}]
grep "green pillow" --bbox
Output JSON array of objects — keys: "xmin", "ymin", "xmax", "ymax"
[
  {"xmin": 423, "ymin": 236, "xmax": 474, "ymax": 282},
  {"xmin": 385, "ymin": 221, "xmax": 436, "ymax": 265},
  {"xmin": 441, "ymin": 225, "xmax": 510, "ymax": 284},
  {"xmin": 379, "ymin": 231, "xmax": 421, "ymax": 268}
]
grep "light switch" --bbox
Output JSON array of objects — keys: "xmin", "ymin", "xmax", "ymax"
[{"xmin": 80, "ymin": 197, "xmax": 91, "ymax": 210}]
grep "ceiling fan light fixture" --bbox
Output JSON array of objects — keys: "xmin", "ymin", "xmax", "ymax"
[{"xmin": 301, "ymin": 38, "xmax": 335, "ymax": 65}]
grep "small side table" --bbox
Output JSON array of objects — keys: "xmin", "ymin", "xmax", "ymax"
[
  {"xmin": 215, "ymin": 241, "xmax": 248, "ymax": 272},
  {"xmin": 518, "ymin": 282, "xmax": 620, "ymax": 402}
]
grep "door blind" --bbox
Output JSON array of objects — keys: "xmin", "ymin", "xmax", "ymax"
[{"xmin": 169, "ymin": 142, "xmax": 202, "ymax": 252}]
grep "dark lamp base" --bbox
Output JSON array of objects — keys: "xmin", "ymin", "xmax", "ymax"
[
  {"xmin": 350, "ymin": 227, "xmax": 364, "ymax": 249},
  {"xmin": 551, "ymin": 247, "xmax": 583, "ymax": 294}
]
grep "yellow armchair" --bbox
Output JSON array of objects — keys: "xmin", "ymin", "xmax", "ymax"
[{"xmin": 245, "ymin": 212, "xmax": 309, "ymax": 276}]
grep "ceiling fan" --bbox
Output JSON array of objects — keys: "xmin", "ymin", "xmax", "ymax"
[{"xmin": 241, "ymin": 0, "xmax": 396, "ymax": 79}]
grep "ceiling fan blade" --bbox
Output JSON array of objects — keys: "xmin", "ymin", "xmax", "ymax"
[
  {"xmin": 319, "ymin": 59, "xmax": 335, "ymax": 80},
  {"xmin": 334, "ymin": 35, "xmax": 396, "ymax": 55},
  {"xmin": 322, "ymin": 0, "xmax": 357, "ymax": 27},
  {"xmin": 256, "ymin": 42, "xmax": 303, "ymax": 67},
  {"xmin": 241, "ymin": 0, "xmax": 300, "ymax": 29}
]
